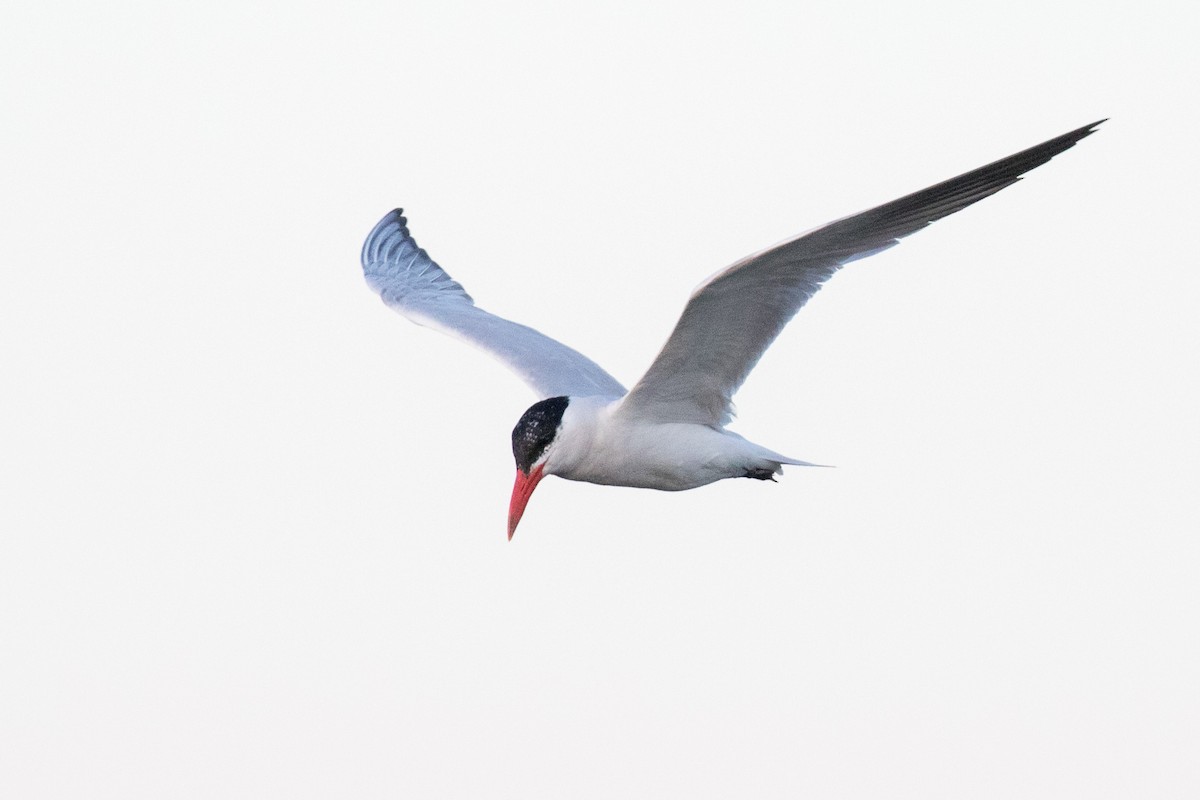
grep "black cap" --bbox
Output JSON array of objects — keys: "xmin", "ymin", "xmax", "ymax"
[{"xmin": 511, "ymin": 396, "xmax": 570, "ymax": 474}]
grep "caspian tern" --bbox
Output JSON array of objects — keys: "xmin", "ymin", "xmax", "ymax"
[{"xmin": 363, "ymin": 120, "xmax": 1103, "ymax": 538}]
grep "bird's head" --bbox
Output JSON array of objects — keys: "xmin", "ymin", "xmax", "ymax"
[{"xmin": 508, "ymin": 395, "xmax": 570, "ymax": 540}]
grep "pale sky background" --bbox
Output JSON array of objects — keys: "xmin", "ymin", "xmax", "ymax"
[{"xmin": 3, "ymin": 1, "xmax": 1198, "ymax": 798}]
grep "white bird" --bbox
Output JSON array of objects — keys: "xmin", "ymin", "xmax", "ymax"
[{"xmin": 363, "ymin": 120, "xmax": 1104, "ymax": 538}]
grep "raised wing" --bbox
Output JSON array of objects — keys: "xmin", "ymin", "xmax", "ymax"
[
  {"xmin": 362, "ymin": 210, "xmax": 626, "ymax": 399},
  {"xmin": 616, "ymin": 120, "xmax": 1105, "ymax": 426}
]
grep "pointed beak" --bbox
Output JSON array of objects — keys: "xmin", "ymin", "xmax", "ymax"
[{"xmin": 507, "ymin": 464, "xmax": 546, "ymax": 540}]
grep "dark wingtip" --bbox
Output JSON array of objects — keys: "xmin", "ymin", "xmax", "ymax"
[
  {"xmin": 1061, "ymin": 119, "xmax": 1107, "ymax": 144},
  {"xmin": 1037, "ymin": 118, "xmax": 1107, "ymax": 154}
]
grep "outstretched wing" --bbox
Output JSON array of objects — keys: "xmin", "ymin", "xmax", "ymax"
[
  {"xmin": 615, "ymin": 120, "xmax": 1105, "ymax": 426},
  {"xmin": 362, "ymin": 210, "xmax": 626, "ymax": 400}
]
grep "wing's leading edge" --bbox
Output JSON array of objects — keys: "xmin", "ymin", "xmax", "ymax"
[
  {"xmin": 616, "ymin": 120, "xmax": 1105, "ymax": 426},
  {"xmin": 362, "ymin": 210, "xmax": 626, "ymax": 400}
]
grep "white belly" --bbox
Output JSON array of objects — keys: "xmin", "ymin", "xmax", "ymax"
[{"xmin": 552, "ymin": 413, "xmax": 791, "ymax": 491}]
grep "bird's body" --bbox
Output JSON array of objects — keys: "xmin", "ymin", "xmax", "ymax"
[
  {"xmin": 362, "ymin": 120, "xmax": 1104, "ymax": 537},
  {"xmin": 537, "ymin": 395, "xmax": 803, "ymax": 491}
]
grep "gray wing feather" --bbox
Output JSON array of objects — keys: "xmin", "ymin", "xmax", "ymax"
[
  {"xmin": 616, "ymin": 120, "xmax": 1105, "ymax": 425},
  {"xmin": 363, "ymin": 210, "xmax": 626, "ymax": 400}
]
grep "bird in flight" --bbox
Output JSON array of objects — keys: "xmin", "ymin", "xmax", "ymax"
[{"xmin": 363, "ymin": 120, "xmax": 1104, "ymax": 538}]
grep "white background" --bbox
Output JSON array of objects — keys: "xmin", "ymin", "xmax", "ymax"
[{"xmin": 3, "ymin": 1, "xmax": 1197, "ymax": 797}]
